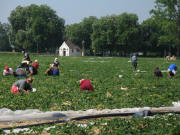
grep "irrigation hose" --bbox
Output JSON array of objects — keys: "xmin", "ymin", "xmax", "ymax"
[{"xmin": 1, "ymin": 111, "xmax": 180, "ymax": 130}]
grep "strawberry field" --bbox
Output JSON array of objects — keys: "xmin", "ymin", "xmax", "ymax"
[{"xmin": 0, "ymin": 52, "xmax": 180, "ymax": 134}]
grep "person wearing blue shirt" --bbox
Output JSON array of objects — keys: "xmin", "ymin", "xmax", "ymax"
[
  {"xmin": 168, "ymin": 64, "xmax": 178, "ymax": 77},
  {"xmin": 131, "ymin": 53, "xmax": 137, "ymax": 71}
]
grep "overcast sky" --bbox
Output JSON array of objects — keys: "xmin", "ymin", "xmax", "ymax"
[{"xmin": 0, "ymin": 0, "xmax": 156, "ymax": 25}]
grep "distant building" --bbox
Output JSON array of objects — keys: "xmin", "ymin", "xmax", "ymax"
[{"xmin": 59, "ymin": 41, "xmax": 82, "ymax": 56}]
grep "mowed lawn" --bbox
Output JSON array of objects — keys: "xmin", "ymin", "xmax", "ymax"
[{"xmin": 0, "ymin": 52, "xmax": 180, "ymax": 111}]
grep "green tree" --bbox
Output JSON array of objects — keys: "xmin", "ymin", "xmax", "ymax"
[
  {"xmin": 140, "ymin": 18, "xmax": 162, "ymax": 56},
  {"xmin": 8, "ymin": 4, "xmax": 65, "ymax": 52},
  {"xmin": 92, "ymin": 13, "xmax": 139, "ymax": 56},
  {"xmin": 92, "ymin": 15, "xmax": 116, "ymax": 55},
  {"xmin": 150, "ymin": 0, "xmax": 180, "ymax": 56},
  {"xmin": 65, "ymin": 16, "xmax": 97, "ymax": 55},
  {"xmin": 0, "ymin": 22, "xmax": 11, "ymax": 51},
  {"xmin": 65, "ymin": 23, "xmax": 83, "ymax": 46},
  {"xmin": 115, "ymin": 13, "xmax": 139, "ymax": 56}
]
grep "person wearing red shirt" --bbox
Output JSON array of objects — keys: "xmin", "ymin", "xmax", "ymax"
[
  {"xmin": 32, "ymin": 60, "xmax": 39, "ymax": 70},
  {"xmin": 80, "ymin": 79, "xmax": 94, "ymax": 92}
]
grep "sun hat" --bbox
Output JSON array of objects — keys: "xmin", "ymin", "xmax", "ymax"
[
  {"xmin": 4, "ymin": 66, "xmax": 9, "ymax": 70},
  {"xmin": 80, "ymin": 79, "xmax": 85, "ymax": 83}
]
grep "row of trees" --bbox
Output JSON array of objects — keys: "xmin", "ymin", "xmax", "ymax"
[
  {"xmin": 65, "ymin": 0, "xmax": 180, "ymax": 56},
  {"xmin": 0, "ymin": 0, "xmax": 180, "ymax": 56},
  {"xmin": 65, "ymin": 13, "xmax": 176, "ymax": 56}
]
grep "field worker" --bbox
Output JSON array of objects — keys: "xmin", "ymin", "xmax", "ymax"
[
  {"xmin": 54, "ymin": 58, "xmax": 59, "ymax": 68},
  {"xmin": 22, "ymin": 50, "xmax": 31, "ymax": 62},
  {"xmin": 80, "ymin": 79, "xmax": 94, "ymax": 92},
  {"xmin": 3, "ymin": 66, "xmax": 14, "ymax": 76},
  {"xmin": 11, "ymin": 78, "xmax": 33, "ymax": 93},
  {"xmin": 132, "ymin": 53, "xmax": 137, "ymax": 71},
  {"xmin": 21, "ymin": 60, "xmax": 30, "ymax": 68},
  {"xmin": 45, "ymin": 64, "xmax": 59, "ymax": 76},
  {"xmin": 15, "ymin": 66, "xmax": 27, "ymax": 77},
  {"xmin": 45, "ymin": 64, "xmax": 53, "ymax": 75},
  {"xmin": 154, "ymin": 67, "xmax": 163, "ymax": 77},
  {"xmin": 26, "ymin": 65, "xmax": 37, "ymax": 76},
  {"xmin": 52, "ymin": 66, "xmax": 59, "ymax": 76},
  {"xmin": 33, "ymin": 59, "xmax": 39, "ymax": 70},
  {"xmin": 168, "ymin": 64, "xmax": 178, "ymax": 77}
]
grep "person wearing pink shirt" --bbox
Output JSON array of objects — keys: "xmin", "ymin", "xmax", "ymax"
[
  {"xmin": 32, "ymin": 59, "xmax": 39, "ymax": 70},
  {"xmin": 80, "ymin": 79, "xmax": 94, "ymax": 92},
  {"xmin": 3, "ymin": 66, "xmax": 14, "ymax": 76}
]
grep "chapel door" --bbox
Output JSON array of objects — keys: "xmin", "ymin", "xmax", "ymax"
[{"xmin": 63, "ymin": 48, "xmax": 66, "ymax": 56}]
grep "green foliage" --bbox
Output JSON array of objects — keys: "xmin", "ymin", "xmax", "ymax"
[
  {"xmin": 65, "ymin": 16, "xmax": 97, "ymax": 55},
  {"xmin": 17, "ymin": 114, "xmax": 180, "ymax": 134},
  {"xmin": 0, "ymin": 53, "xmax": 180, "ymax": 133},
  {"xmin": 92, "ymin": 13, "xmax": 139, "ymax": 56},
  {"xmin": 0, "ymin": 53, "xmax": 180, "ymax": 111},
  {"xmin": 140, "ymin": 18, "xmax": 163, "ymax": 55},
  {"xmin": 151, "ymin": 0, "xmax": 180, "ymax": 56},
  {"xmin": 0, "ymin": 22, "xmax": 11, "ymax": 51},
  {"xmin": 115, "ymin": 13, "xmax": 139, "ymax": 54},
  {"xmin": 8, "ymin": 4, "xmax": 65, "ymax": 52},
  {"xmin": 92, "ymin": 15, "xmax": 116, "ymax": 54}
]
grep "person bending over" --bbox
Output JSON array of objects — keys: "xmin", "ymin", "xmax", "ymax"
[
  {"xmin": 33, "ymin": 60, "xmax": 39, "ymax": 70},
  {"xmin": 154, "ymin": 67, "xmax": 163, "ymax": 77},
  {"xmin": 11, "ymin": 78, "xmax": 33, "ymax": 93},
  {"xmin": 80, "ymin": 79, "xmax": 94, "ymax": 92},
  {"xmin": 54, "ymin": 58, "xmax": 59, "ymax": 68},
  {"xmin": 168, "ymin": 64, "xmax": 178, "ymax": 77},
  {"xmin": 3, "ymin": 66, "xmax": 14, "ymax": 76}
]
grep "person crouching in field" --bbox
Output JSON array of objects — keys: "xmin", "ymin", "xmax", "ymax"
[
  {"xmin": 22, "ymin": 50, "xmax": 31, "ymax": 62},
  {"xmin": 168, "ymin": 64, "xmax": 178, "ymax": 77},
  {"xmin": 54, "ymin": 58, "xmax": 60, "ymax": 68},
  {"xmin": 80, "ymin": 79, "xmax": 94, "ymax": 92},
  {"xmin": 132, "ymin": 53, "xmax": 137, "ymax": 71},
  {"xmin": 21, "ymin": 51, "xmax": 32, "ymax": 67},
  {"xmin": 11, "ymin": 78, "xmax": 33, "ymax": 93},
  {"xmin": 3, "ymin": 66, "xmax": 14, "ymax": 76},
  {"xmin": 26, "ymin": 64, "xmax": 38, "ymax": 76},
  {"xmin": 33, "ymin": 60, "xmax": 39, "ymax": 70},
  {"xmin": 15, "ymin": 66, "xmax": 27, "ymax": 77},
  {"xmin": 154, "ymin": 67, "xmax": 163, "ymax": 77},
  {"xmin": 45, "ymin": 64, "xmax": 59, "ymax": 76}
]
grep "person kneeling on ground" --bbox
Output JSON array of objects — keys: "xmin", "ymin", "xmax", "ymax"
[
  {"xmin": 154, "ymin": 67, "xmax": 162, "ymax": 77},
  {"xmin": 15, "ymin": 66, "xmax": 27, "ymax": 77},
  {"xmin": 33, "ymin": 59, "xmax": 39, "ymax": 70},
  {"xmin": 26, "ymin": 65, "xmax": 37, "ymax": 76},
  {"xmin": 54, "ymin": 58, "xmax": 59, "ymax": 68},
  {"xmin": 168, "ymin": 64, "xmax": 178, "ymax": 77},
  {"xmin": 52, "ymin": 66, "xmax": 59, "ymax": 76},
  {"xmin": 11, "ymin": 78, "xmax": 34, "ymax": 93},
  {"xmin": 22, "ymin": 50, "xmax": 31, "ymax": 62},
  {"xmin": 3, "ymin": 66, "xmax": 14, "ymax": 76},
  {"xmin": 45, "ymin": 64, "xmax": 59, "ymax": 76},
  {"xmin": 80, "ymin": 79, "xmax": 94, "ymax": 92}
]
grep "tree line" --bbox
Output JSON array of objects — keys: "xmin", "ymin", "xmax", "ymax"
[{"xmin": 0, "ymin": 0, "xmax": 180, "ymax": 56}]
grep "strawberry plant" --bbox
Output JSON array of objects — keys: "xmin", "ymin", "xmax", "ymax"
[{"xmin": 0, "ymin": 53, "xmax": 180, "ymax": 134}]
